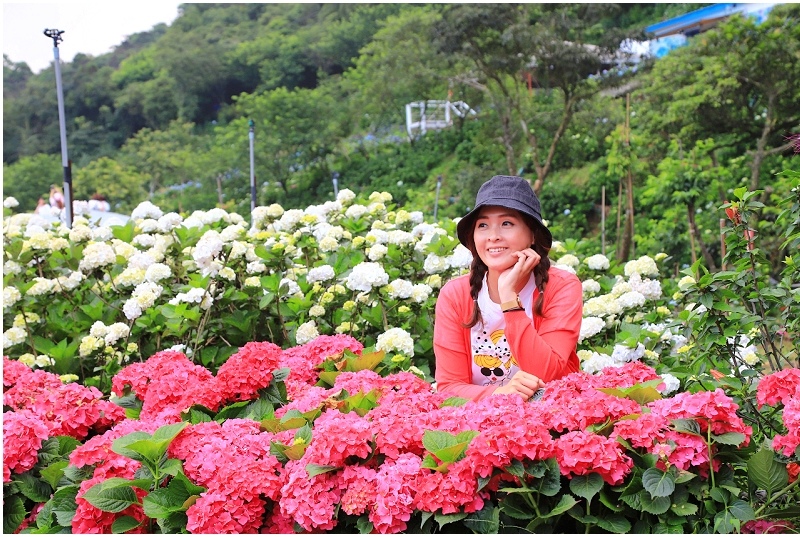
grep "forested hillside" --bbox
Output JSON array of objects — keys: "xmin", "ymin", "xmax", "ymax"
[{"xmin": 4, "ymin": 3, "xmax": 799, "ymax": 269}]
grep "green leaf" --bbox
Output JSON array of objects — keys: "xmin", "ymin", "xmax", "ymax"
[
  {"xmin": 167, "ymin": 472, "xmax": 206, "ymax": 499},
  {"xmin": 671, "ymin": 418, "xmax": 702, "ymax": 436},
  {"xmin": 642, "ymin": 467, "xmax": 676, "ymax": 498},
  {"xmin": 3, "ymin": 495, "xmax": 26, "ymax": 534},
  {"xmin": 161, "ymin": 458, "xmax": 183, "ymax": 477},
  {"xmin": 440, "ymin": 397, "xmax": 469, "ymax": 407},
  {"xmin": 670, "ymin": 502, "xmax": 699, "ymax": 516},
  {"xmin": 499, "ymin": 495, "xmax": 535, "ymax": 520},
  {"xmin": 747, "ymin": 446, "xmax": 788, "ymax": 496},
  {"xmin": 54, "ymin": 436, "xmax": 82, "ymax": 457},
  {"xmin": 728, "ymin": 499, "xmax": 755, "ymax": 522},
  {"xmin": 544, "ymin": 494, "xmax": 578, "ymax": 517},
  {"xmin": 143, "ymin": 488, "xmax": 185, "ymax": 519},
  {"xmin": 15, "ymin": 472, "xmax": 52, "ymax": 502},
  {"xmin": 569, "ymin": 473, "xmax": 604, "ymax": 501},
  {"xmin": 356, "ymin": 516, "xmax": 374, "ymax": 534},
  {"xmin": 639, "ymin": 490, "xmax": 671, "ymax": 514},
  {"xmin": 505, "ymin": 459, "xmax": 525, "ymax": 478},
  {"xmin": 306, "ymin": 464, "xmax": 338, "ymax": 478},
  {"xmin": 711, "ymin": 432, "xmax": 746, "ymax": 446},
  {"xmin": 111, "ymin": 431, "xmax": 151, "ymax": 461},
  {"xmin": 534, "ymin": 458, "xmax": 563, "ymax": 497},
  {"xmin": 434, "ymin": 512, "xmax": 468, "ymax": 527},
  {"xmin": 40, "ymin": 460, "xmax": 69, "ymax": 489},
  {"xmin": 51, "ymin": 485, "xmax": 79, "ymax": 526},
  {"xmin": 111, "ymin": 515, "xmax": 142, "ymax": 533},
  {"xmin": 81, "ymin": 483, "xmax": 140, "ymax": 513},
  {"xmin": 151, "ymin": 422, "xmax": 189, "ymax": 444},
  {"xmin": 463, "ymin": 501, "xmax": 500, "ymax": 533},
  {"xmin": 124, "ymin": 438, "xmax": 172, "ymax": 464}
]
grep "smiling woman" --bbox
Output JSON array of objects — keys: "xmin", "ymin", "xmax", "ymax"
[
  {"xmin": 2, "ymin": 2, "xmax": 181, "ymax": 74},
  {"xmin": 433, "ymin": 175, "xmax": 583, "ymax": 402}
]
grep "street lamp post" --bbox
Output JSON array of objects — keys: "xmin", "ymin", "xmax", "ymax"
[
  {"xmin": 249, "ymin": 119, "xmax": 256, "ymax": 213},
  {"xmin": 433, "ymin": 175, "xmax": 443, "ymax": 221},
  {"xmin": 44, "ymin": 28, "xmax": 73, "ymax": 227},
  {"xmin": 332, "ymin": 172, "xmax": 339, "ymax": 198}
]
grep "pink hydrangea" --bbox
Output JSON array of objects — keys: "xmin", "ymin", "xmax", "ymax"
[
  {"xmin": 757, "ymin": 369, "xmax": 800, "ymax": 408},
  {"xmin": 648, "ymin": 388, "xmax": 752, "ymax": 440},
  {"xmin": 3, "ymin": 368, "xmax": 63, "ymax": 409},
  {"xmin": 413, "ymin": 458, "xmax": 485, "ymax": 515},
  {"xmin": 555, "ymin": 430, "xmax": 633, "ymax": 485},
  {"xmin": 367, "ymin": 390, "xmax": 448, "ymax": 460},
  {"xmin": 594, "ymin": 361, "xmax": 663, "ymax": 389},
  {"xmin": 279, "ymin": 334, "xmax": 364, "ymax": 398},
  {"xmin": 338, "ymin": 465, "xmax": 379, "ymax": 516},
  {"xmin": 742, "ymin": 519, "xmax": 796, "ymax": 534},
  {"xmin": 613, "ymin": 413, "xmax": 671, "ymax": 450},
  {"xmin": 186, "ymin": 490, "xmax": 265, "ymax": 534},
  {"xmin": 772, "ymin": 392, "xmax": 800, "ymax": 457},
  {"xmin": 3, "ymin": 410, "xmax": 50, "ymax": 482},
  {"xmin": 3, "ymin": 356, "xmax": 37, "ymax": 387},
  {"xmin": 261, "ymin": 505, "xmax": 297, "ymax": 534},
  {"xmin": 72, "ymin": 473, "xmax": 148, "ymax": 534},
  {"xmin": 279, "ymin": 459, "xmax": 341, "ymax": 532},
  {"xmin": 302, "ymin": 410, "xmax": 374, "ymax": 467},
  {"xmin": 369, "ymin": 453, "xmax": 422, "ymax": 533},
  {"xmin": 111, "ymin": 350, "xmax": 221, "ymax": 421},
  {"xmin": 216, "ymin": 341, "xmax": 283, "ymax": 403}
]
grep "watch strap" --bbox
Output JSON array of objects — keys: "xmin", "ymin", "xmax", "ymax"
[{"xmin": 500, "ymin": 295, "xmax": 523, "ymax": 312}]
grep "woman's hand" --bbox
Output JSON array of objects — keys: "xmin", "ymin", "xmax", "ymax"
[
  {"xmin": 492, "ymin": 370, "xmax": 546, "ymax": 399},
  {"xmin": 497, "ymin": 248, "xmax": 540, "ymax": 301}
]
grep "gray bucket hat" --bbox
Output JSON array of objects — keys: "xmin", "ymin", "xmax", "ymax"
[{"xmin": 456, "ymin": 175, "xmax": 552, "ymax": 248}]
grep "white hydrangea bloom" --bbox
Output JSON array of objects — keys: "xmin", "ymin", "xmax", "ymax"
[
  {"xmin": 220, "ymin": 223, "xmax": 246, "ymax": 243},
  {"xmin": 132, "ymin": 234, "xmax": 156, "ymax": 248},
  {"xmin": 27, "ymin": 277, "xmax": 56, "ymax": 296},
  {"xmin": 584, "ymin": 254, "xmax": 610, "ymax": 271},
  {"xmin": 611, "ymin": 343, "xmax": 646, "ymax": 363},
  {"xmin": 386, "ymin": 279, "xmax": 414, "ymax": 299},
  {"xmin": 627, "ymin": 272, "xmax": 662, "ymax": 300},
  {"xmin": 123, "ymin": 282, "xmax": 164, "ymax": 320},
  {"xmin": 387, "ymin": 229, "xmax": 415, "ymax": 246},
  {"xmin": 244, "ymin": 276, "xmax": 261, "ymax": 288},
  {"xmin": 112, "ymin": 239, "xmax": 137, "ymax": 260},
  {"xmin": 447, "ymin": 244, "xmax": 473, "ymax": 269},
  {"xmin": 578, "ymin": 316, "xmax": 606, "ymax": 343},
  {"xmin": 139, "ymin": 219, "xmax": 160, "ymax": 233},
  {"xmin": 69, "ymin": 225, "xmax": 93, "ymax": 243},
  {"xmin": 246, "ymin": 261, "xmax": 267, "ymax": 274},
  {"xmin": 581, "ymin": 351, "xmax": 616, "ymax": 374},
  {"xmin": 659, "ymin": 373, "xmax": 680, "ymax": 395},
  {"xmin": 157, "ymin": 212, "xmax": 183, "ymax": 233},
  {"xmin": 3, "ymin": 196, "xmax": 19, "ymax": 208},
  {"xmin": 554, "ymin": 264, "xmax": 577, "ymax": 275},
  {"xmin": 218, "ymin": 267, "xmax": 236, "ymax": 281},
  {"xmin": 193, "ymin": 230, "xmax": 224, "ymax": 276},
  {"xmin": 319, "ymin": 236, "xmax": 339, "ymax": 252},
  {"xmin": 309, "ymin": 305, "xmax": 325, "ymax": 317},
  {"xmin": 337, "ymin": 189, "xmax": 356, "ymax": 204},
  {"xmin": 367, "ymin": 244, "xmax": 388, "ymax": 261},
  {"xmin": 423, "ymin": 253, "xmax": 448, "ymax": 274},
  {"xmin": 678, "ymin": 275, "xmax": 696, "ymax": 291},
  {"xmin": 376, "ymin": 327, "xmax": 415, "ymax": 357},
  {"xmin": 3, "ymin": 326, "xmax": 27, "ymax": 348},
  {"xmin": 55, "ymin": 271, "xmax": 84, "ymax": 291},
  {"xmin": 202, "ymin": 208, "xmax": 230, "ymax": 225},
  {"xmin": 140, "ymin": 262, "xmax": 170, "ymax": 283},
  {"xmin": 624, "ymin": 256, "xmax": 659, "ymax": 277},
  {"xmin": 128, "ymin": 252, "xmax": 156, "ymax": 271},
  {"xmin": 345, "ymin": 204, "xmax": 368, "ymax": 219},
  {"xmin": 557, "ymin": 254, "xmax": 580, "ymax": 268},
  {"xmin": 131, "ymin": 201, "xmax": 164, "ymax": 220},
  {"xmin": 617, "ymin": 291, "xmax": 646, "ymax": 310},
  {"xmin": 272, "ymin": 209, "xmax": 304, "ymax": 232},
  {"xmin": 296, "ymin": 320, "xmax": 320, "ymax": 345},
  {"xmin": 79, "ymin": 335, "xmax": 104, "ymax": 357},
  {"xmin": 114, "ymin": 267, "xmax": 146, "ymax": 288},
  {"xmin": 583, "ymin": 294, "xmax": 622, "ymax": 317},
  {"xmin": 79, "ymin": 242, "xmax": 117, "ymax": 272},
  {"xmin": 34, "ymin": 355, "xmax": 54, "ymax": 368},
  {"xmin": 4, "ymin": 260, "xmax": 23, "ymax": 276},
  {"xmin": 280, "ymin": 278, "xmax": 301, "ymax": 298},
  {"xmin": 3, "ymin": 286, "xmax": 22, "ymax": 309},
  {"xmin": 92, "ymin": 226, "xmax": 113, "ymax": 242},
  {"xmin": 345, "ymin": 262, "xmax": 389, "ymax": 292},
  {"xmin": 582, "ymin": 279, "xmax": 601, "ymax": 295},
  {"xmin": 307, "ymin": 265, "xmax": 335, "ymax": 283},
  {"xmin": 411, "ymin": 283, "xmax": 433, "ymax": 303},
  {"xmin": 365, "ymin": 229, "xmax": 389, "ymax": 245}
]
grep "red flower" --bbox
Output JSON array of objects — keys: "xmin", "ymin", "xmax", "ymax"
[{"xmin": 725, "ymin": 203, "xmax": 742, "ymax": 225}]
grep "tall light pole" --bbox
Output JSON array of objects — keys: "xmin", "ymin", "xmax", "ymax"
[
  {"xmin": 44, "ymin": 28, "xmax": 73, "ymax": 227},
  {"xmin": 332, "ymin": 172, "xmax": 339, "ymax": 198},
  {"xmin": 433, "ymin": 175, "xmax": 443, "ymax": 221},
  {"xmin": 249, "ymin": 119, "xmax": 256, "ymax": 213}
]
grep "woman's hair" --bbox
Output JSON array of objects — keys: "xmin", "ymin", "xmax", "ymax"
[{"xmin": 462, "ymin": 211, "xmax": 551, "ymax": 328}]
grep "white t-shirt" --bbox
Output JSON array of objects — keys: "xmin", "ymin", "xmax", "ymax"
[{"xmin": 470, "ymin": 273, "xmax": 538, "ymax": 387}]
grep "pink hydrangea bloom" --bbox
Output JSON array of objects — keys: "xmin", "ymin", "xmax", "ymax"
[
  {"xmin": 742, "ymin": 519, "xmax": 796, "ymax": 534},
  {"xmin": 555, "ymin": 430, "xmax": 633, "ymax": 485},
  {"xmin": 302, "ymin": 410, "xmax": 373, "ymax": 467},
  {"xmin": 369, "ymin": 453, "xmax": 422, "ymax": 533},
  {"xmin": 186, "ymin": 490, "xmax": 265, "ymax": 534},
  {"xmin": 279, "ymin": 459, "xmax": 341, "ymax": 532},
  {"xmin": 648, "ymin": 388, "xmax": 752, "ymax": 440},
  {"xmin": 367, "ymin": 390, "xmax": 448, "ymax": 460},
  {"xmin": 216, "ymin": 341, "xmax": 283, "ymax": 403},
  {"xmin": 3, "ymin": 356, "xmax": 37, "ymax": 387},
  {"xmin": 413, "ymin": 458, "xmax": 485, "ymax": 515},
  {"xmin": 3, "ymin": 410, "xmax": 49, "ymax": 482},
  {"xmin": 279, "ymin": 334, "xmax": 363, "ymax": 398},
  {"xmin": 772, "ymin": 391, "xmax": 800, "ymax": 457},
  {"xmin": 338, "ymin": 465, "xmax": 378, "ymax": 516},
  {"xmin": 3, "ymin": 368, "xmax": 63, "ymax": 409},
  {"xmin": 72, "ymin": 473, "xmax": 147, "ymax": 534},
  {"xmin": 757, "ymin": 369, "xmax": 800, "ymax": 408}
]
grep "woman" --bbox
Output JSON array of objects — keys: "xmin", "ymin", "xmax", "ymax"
[{"xmin": 434, "ymin": 175, "xmax": 582, "ymax": 402}]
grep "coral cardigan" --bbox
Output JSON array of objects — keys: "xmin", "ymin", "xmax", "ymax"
[{"xmin": 433, "ymin": 267, "xmax": 583, "ymax": 402}]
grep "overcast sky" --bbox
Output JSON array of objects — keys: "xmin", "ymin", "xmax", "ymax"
[{"xmin": 3, "ymin": 2, "xmax": 182, "ymax": 73}]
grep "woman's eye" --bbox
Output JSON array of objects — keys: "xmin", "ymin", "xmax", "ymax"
[{"xmin": 502, "ymin": 220, "xmax": 513, "ymax": 226}]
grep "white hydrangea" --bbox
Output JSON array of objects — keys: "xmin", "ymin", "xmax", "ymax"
[
  {"xmin": 169, "ymin": 287, "xmax": 211, "ymax": 308},
  {"xmin": 319, "ymin": 236, "xmax": 339, "ymax": 252},
  {"xmin": 387, "ymin": 229, "xmax": 415, "ymax": 246},
  {"xmin": 246, "ymin": 261, "xmax": 267, "ymax": 274},
  {"xmin": 345, "ymin": 262, "xmax": 389, "ymax": 292},
  {"xmin": 244, "ymin": 276, "xmax": 261, "ymax": 288},
  {"xmin": 123, "ymin": 282, "xmax": 164, "ymax": 320},
  {"xmin": 128, "ymin": 252, "xmax": 156, "ymax": 271},
  {"xmin": 307, "ymin": 265, "xmax": 335, "ymax": 283},
  {"xmin": 367, "ymin": 244, "xmax": 388, "ymax": 261},
  {"xmin": 92, "ymin": 226, "xmax": 113, "ymax": 242},
  {"xmin": 132, "ymin": 234, "xmax": 156, "ymax": 248},
  {"xmin": 139, "ymin": 219, "xmax": 160, "ymax": 233},
  {"xmin": 69, "ymin": 225, "xmax": 93, "ymax": 243},
  {"xmin": 345, "ymin": 204, "xmax": 368, "ymax": 219},
  {"xmin": 218, "ymin": 267, "xmax": 236, "ymax": 281},
  {"xmin": 659, "ymin": 373, "xmax": 680, "ymax": 395},
  {"xmin": 365, "ymin": 229, "xmax": 389, "ymax": 245},
  {"xmin": 79, "ymin": 242, "xmax": 117, "ymax": 272},
  {"xmin": 296, "ymin": 320, "xmax": 320, "ymax": 345},
  {"xmin": 554, "ymin": 264, "xmax": 577, "ymax": 275},
  {"xmin": 3, "ymin": 326, "xmax": 27, "ymax": 349},
  {"xmin": 617, "ymin": 291, "xmax": 646, "ymax": 310},
  {"xmin": 114, "ymin": 267, "xmax": 146, "ymax": 288},
  {"xmin": 581, "ymin": 351, "xmax": 616, "ymax": 374},
  {"xmin": 386, "ymin": 279, "xmax": 414, "ymax": 299},
  {"xmin": 582, "ymin": 279, "xmax": 601, "ymax": 295},
  {"xmin": 578, "ymin": 316, "xmax": 606, "ymax": 343},
  {"xmin": 137, "ymin": 263, "xmax": 168, "ymax": 283},
  {"xmin": 4, "ymin": 260, "xmax": 23, "ymax": 276},
  {"xmin": 35, "ymin": 355, "xmax": 55, "ymax": 368},
  {"xmin": 55, "ymin": 271, "xmax": 84, "ymax": 291},
  {"xmin": 112, "ymin": 239, "xmax": 137, "ymax": 260},
  {"xmin": 79, "ymin": 335, "xmax": 104, "ymax": 357},
  {"xmin": 376, "ymin": 327, "xmax": 415, "ymax": 357},
  {"xmin": 273, "ymin": 209, "xmax": 305, "ymax": 232},
  {"xmin": 193, "ymin": 230, "xmax": 224, "ymax": 276},
  {"xmin": 611, "ymin": 343, "xmax": 646, "ymax": 363},
  {"xmin": 423, "ymin": 253, "xmax": 448, "ymax": 274},
  {"xmin": 309, "ymin": 305, "xmax": 325, "ymax": 317},
  {"xmin": 336, "ymin": 189, "xmax": 356, "ymax": 204},
  {"xmin": 584, "ymin": 254, "xmax": 610, "ymax": 271},
  {"xmin": 557, "ymin": 254, "xmax": 580, "ymax": 268},
  {"xmin": 678, "ymin": 275, "xmax": 696, "ymax": 291},
  {"xmin": 627, "ymin": 272, "xmax": 662, "ymax": 300},
  {"xmin": 4, "ymin": 196, "xmax": 19, "ymax": 208},
  {"xmin": 131, "ymin": 201, "xmax": 164, "ymax": 220},
  {"xmin": 447, "ymin": 244, "xmax": 473, "ymax": 269},
  {"xmin": 27, "ymin": 277, "xmax": 56, "ymax": 297},
  {"xmin": 624, "ymin": 256, "xmax": 659, "ymax": 277},
  {"xmin": 583, "ymin": 294, "xmax": 622, "ymax": 317},
  {"xmin": 410, "ymin": 283, "xmax": 433, "ymax": 303},
  {"xmin": 280, "ymin": 278, "xmax": 301, "ymax": 298},
  {"xmin": 157, "ymin": 212, "xmax": 183, "ymax": 233},
  {"xmin": 4, "ymin": 286, "xmax": 22, "ymax": 309}
]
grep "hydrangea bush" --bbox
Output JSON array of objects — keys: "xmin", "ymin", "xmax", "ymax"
[{"xmin": 3, "ymin": 176, "xmax": 799, "ymax": 533}]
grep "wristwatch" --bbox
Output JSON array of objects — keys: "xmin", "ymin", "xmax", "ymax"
[{"xmin": 500, "ymin": 295, "xmax": 523, "ymax": 312}]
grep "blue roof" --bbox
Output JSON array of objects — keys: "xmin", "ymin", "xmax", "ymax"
[{"xmin": 646, "ymin": 3, "xmax": 780, "ymax": 38}]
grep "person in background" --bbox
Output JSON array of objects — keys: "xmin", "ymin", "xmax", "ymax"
[
  {"xmin": 34, "ymin": 197, "xmax": 49, "ymax": 214},
  {"xmin": 88, "ymin": 193, "xmax": 111, "ymax": 212},
  {"xmin": 433, "ymin": 175, "xmax": 583, "ymax": 402},
  {"xmin": 49, "ymin": 185, "xmax": 65, "ymax": 209}
]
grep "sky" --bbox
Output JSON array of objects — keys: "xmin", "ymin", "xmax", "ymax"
[{"xmin": 3, "ymin": 2, "xmax": 183, "ymax": 73}]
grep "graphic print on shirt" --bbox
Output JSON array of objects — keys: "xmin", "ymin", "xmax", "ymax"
[{"xmin": 472, "ymin": 328, "xmax": 518, "ymax": 386}]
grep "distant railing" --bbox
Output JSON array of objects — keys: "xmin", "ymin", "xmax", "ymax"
[{"xmin": 405, "ymin": 100, "xmax": 476, "ymax": 140}]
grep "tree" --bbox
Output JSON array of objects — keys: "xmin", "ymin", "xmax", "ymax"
[
  {"xmin": 72, "ymin": 157, "xmax": 149, "ymax": 212},
  {"xmin": 2, "ymin": 154, "xmax": 63, "ymax": 211}
]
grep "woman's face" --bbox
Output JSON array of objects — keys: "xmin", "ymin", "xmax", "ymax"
[{"xmin": 472, "ymin": 206, "xmax": 535, "ymax": 274}]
